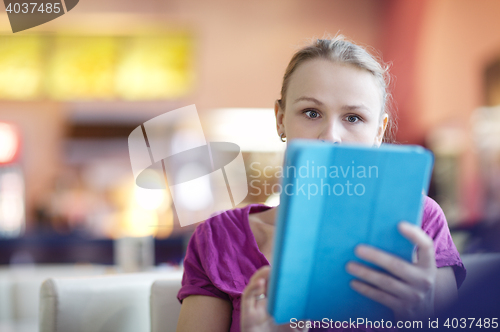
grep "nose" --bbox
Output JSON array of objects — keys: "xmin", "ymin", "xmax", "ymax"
[{"xmin": 319, "ymin": 119, "xmax": 342, "ymax": 144}]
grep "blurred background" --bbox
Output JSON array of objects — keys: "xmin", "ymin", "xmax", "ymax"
[{"xmin": 1, "ymin": 0, "xmax": 500, "ymax": 268}]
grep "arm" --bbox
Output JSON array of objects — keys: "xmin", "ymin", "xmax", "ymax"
[
  {"xmin": 176, "ymin": 295, "xmax": 232, "ymax": 332},
  {"xmin": 177, "ymin": 220, "xmax": 234, "ymax": 332},
  {"xmin": 435, "ymin": 266, "xmax": 458, "ymax": 313}
]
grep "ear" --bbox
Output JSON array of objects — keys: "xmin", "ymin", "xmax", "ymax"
[
  {"xmin": 275, "ymin": 100, "xmax": 285, "ymax": 137},
  {"xmin": 374, "ymin": 113, "xmax": 389, "ymax": 146}
]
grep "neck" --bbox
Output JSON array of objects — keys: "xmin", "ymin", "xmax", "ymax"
[{"xmin": 261, "ymin": 205, "xmax": 278, "ymax": 226}]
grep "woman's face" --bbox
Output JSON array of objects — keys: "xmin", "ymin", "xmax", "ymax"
[{"xmin": 275, "ymin": 59, "xmax": 388, "ymax": 146}]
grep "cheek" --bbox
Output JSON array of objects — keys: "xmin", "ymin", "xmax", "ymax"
[
  {"xmin": 348, "ymin": 122, "xmax": 380, "ymax": 141},
  {"xmin": 287, "ymin": 123, "xmax": 316, "ymax": 139},
  {"xmin": 284, "ymin": 115, "xmax": 310, "ymax": 134}
]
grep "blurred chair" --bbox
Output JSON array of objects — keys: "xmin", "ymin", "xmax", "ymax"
[
  {"xmin": 0, "ymin": 268, "xmax": 13, "ymax": 322},
  {"xmin": 39, "ymin": 270, "xmax": 183, "ymax": 332},
  {"xmin": 150, "ymin": 275, "xmax": 183, "ymax": 332},
  {"xmin": 0, "ymin": 264, "xmax": 109, "ymax": 332},
  {"xmin": 459, "ymin": 253, "xmax": 500, "ymax": 295}
]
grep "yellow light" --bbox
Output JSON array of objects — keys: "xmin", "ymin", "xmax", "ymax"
[
  {"xmin": 47, "ymin": 35, "xmax": 118, "ymax": 100},
  {"xmin": 134, "ymin": 186, "xmax": 165, "ymax": 210},
  {"xmin": 123, "ymin": 206, "xmax": 158, "ymax": 238},
  {"xmin": 0, "ymin": 35, "xmax": 43, "ymax": 100},
  {"xmin": 109, "ymin": 180, "xmax": 173, "ymax": 238},
  {"xmin": 0, "ymin": 33, "xmax": 193, "ymax": 100},
  {"xmin": 115, "ymin": 35, "xmax": 194, "ymax": 100}
]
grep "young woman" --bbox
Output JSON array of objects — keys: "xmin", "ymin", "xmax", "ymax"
[{"xmin": 176, "ymin": 36, "xmax": 466, "ymax": 332}]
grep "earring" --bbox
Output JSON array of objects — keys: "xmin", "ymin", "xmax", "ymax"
[{"xmin": 280, "ymin": 133, "xmax": 287, "ymax": 142}]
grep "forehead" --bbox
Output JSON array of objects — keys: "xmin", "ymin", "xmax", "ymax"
[{"xmin": 286, "ymin": 59, "xmax": 382, "ymax": 110}]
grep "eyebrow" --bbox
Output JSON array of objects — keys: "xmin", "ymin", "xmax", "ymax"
[
  {"xmin": 293, "ymin": 96, "xmax": 324, "ymax": 105},
  {"xmin": 341, "ymin": 105, "xmax": 371, "ymax": 113}
]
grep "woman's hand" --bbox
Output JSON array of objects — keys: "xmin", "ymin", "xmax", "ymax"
[
  {"xmin": 241, "ymin": 266, "xmax": 275, "ymax": 332},
  {"xmin": 346, "ymin": 221, "xmax": 437, "ymax": 321},
  {"xmin": 241, "ymin": 266, "xmax": 307, "ymax": 332}
]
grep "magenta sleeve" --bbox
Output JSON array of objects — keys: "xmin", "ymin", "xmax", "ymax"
[
  {"xmin": 422, "ymin": 197, "xmax": 466, "ymax": 288},
  {"xmin": 177, "ymin": 221, "xmax": 231, "ymax": 303}
]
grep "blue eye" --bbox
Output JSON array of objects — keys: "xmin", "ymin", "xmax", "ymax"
[
  {"xmin": 346, "ymin": 115, "xmax": 361, "ymax": 123},
  {"xmin": 304, "ymin": 110, "xmax": 320, "ymax": 119}
]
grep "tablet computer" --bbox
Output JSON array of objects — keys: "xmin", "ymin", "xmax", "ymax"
[{"xmin": 267, "ymin": 140, "xmax": 434, "ymax": 324}]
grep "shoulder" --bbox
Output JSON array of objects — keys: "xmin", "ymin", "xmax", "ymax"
[
  {"xmin": 191, "ymin": 204, "xmax": 259, "ymax": 244},
  {"xmin": 187, "ymin": 203, "xmax": 270, "ymax": 255},
  {"xmin": 422, "ymin": 195, "xmax": 443, "ymax": 220},
  {"xmin": 421, "ymin": 195, "xmax": 453, "ymax": 244}
]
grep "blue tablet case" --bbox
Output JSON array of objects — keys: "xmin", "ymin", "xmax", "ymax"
[{"xmin": 267, "ymin": 140, "xmax": 434, "ymax": 323}]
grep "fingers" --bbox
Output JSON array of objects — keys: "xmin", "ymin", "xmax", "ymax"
[
  {"xmin": 398, "ymin": 222, "xmax": 435, "ymax": 268},
  {"xmin": 347, "ymin": 262, "xmax": 417, "ymax": 301},
  {"xmin": 351, "ymin": 222, "xmax": 436, "ymax": 283},
  {"xmin": 242, "ymin": 277, "xmax": 264, "ymax": 311},
  {"xmin": 350, "ymin": 279, "xmax": 400, "ymax": 311},
  {"xmin": 241, "ymin": 266, "xmax": 274, "ymax": 331},
  {"xmin": 353, "ymin": 244, "xmax": 423, "ymax": 285},
  {"xmin": 249, "ymin": 265, "xmax": 271, "ymax": 286},
  {"xmin": 241, "ymin": 266, "xmax": 271, "ymax": 312}
]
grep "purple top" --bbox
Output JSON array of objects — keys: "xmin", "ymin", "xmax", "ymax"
[{"xmin": 177, "ymin": 196, "xmax": 466, "ymax": 331}]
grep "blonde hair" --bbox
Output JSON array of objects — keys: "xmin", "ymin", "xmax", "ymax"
[{"xmin": 278, "ymin": 35, "xmax": 396, "ymax": 143}]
